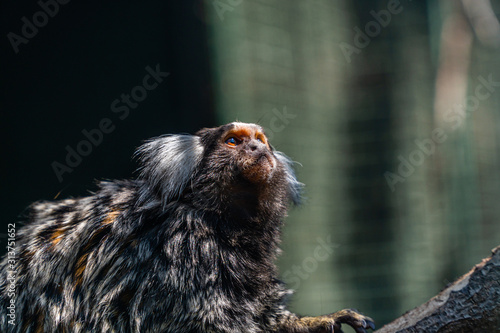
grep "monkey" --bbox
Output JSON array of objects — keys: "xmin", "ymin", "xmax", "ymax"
[{"xmin": 0, "ymin": 122, "xmax": 374, "ymax": 333}]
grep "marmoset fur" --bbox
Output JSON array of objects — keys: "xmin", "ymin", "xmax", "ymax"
[{"xmin": 0, "ymin": 122, "xmax": 374, "ymax": 333}]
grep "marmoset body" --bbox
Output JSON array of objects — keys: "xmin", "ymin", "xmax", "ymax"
[{"xmin": 0, "ymin": 122, "xmax": 374, "ymax": 333}]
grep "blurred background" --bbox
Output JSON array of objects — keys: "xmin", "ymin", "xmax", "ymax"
[{"xmin": 2, "ymin": 0, "xmax": 500, "ymax": 329}]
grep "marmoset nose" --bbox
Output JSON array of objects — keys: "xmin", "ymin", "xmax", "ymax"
[
  {"xmin": 247, "ymin": 139, "xmax": 266, "ymax": 153},
  {"xmin": 249, "ymin": 142, "xmax": 258, "ymax": 151}
]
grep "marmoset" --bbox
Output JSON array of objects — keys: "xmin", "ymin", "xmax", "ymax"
[{"xmin": 0, "ymin": 122, "xmax": 374, "ymax": 333}]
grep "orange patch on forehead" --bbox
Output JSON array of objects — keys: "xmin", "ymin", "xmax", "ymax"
[{"xmin": 227, "ymin": 123, "xmax": 266, "ymax": 140}]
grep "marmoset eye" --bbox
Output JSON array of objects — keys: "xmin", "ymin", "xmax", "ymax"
[{"xmin": 225, "ymin": 137, "xmax": 240, "ymax": 146}]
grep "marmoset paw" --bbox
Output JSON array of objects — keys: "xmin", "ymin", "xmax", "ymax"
[{"xmin": 327, "ymin": 309, "xmax": 375, "ymax": 333}]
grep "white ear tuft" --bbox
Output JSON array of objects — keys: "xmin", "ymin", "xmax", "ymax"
[
  {"xmin": 274, "ymin": 151, "xmax": 304, "ymax": 205},
  {"xmin": 135, "ymin": 135, "xmax": 204, "ymax": 205}
]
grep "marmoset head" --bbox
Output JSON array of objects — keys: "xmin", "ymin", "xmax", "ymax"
[
  {"xmin": 136, "ymin": 122, "xmax": 302, "ymax": 212},
  {"xmin": 198, "ymin": 122, "xmax": 276, "ymax": 184}
]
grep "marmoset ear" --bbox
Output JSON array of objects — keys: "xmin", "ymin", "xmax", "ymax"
[
  {"xmin": 135, "ymin": 135, "xmax": 204, "ymax": 205},
  {"xmin": 274, "ymin": 151, "xmax": 304, "ymax": 205}
]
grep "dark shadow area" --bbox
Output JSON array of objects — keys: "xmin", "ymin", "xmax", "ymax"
[{"xmin": 0, "ymin": 0, "xmax": 215, "ymax": 254}]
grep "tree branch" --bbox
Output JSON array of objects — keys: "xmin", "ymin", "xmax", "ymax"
[{"xmin": 376, "ymin": 245, "xmax": 500, "ymax": 332}]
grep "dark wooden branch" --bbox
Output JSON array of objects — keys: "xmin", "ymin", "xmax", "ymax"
[{"xmin": 376, "ymin": 245, "xmax": 500, "ymax": 332}]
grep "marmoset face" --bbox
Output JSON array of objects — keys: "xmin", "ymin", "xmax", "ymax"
[{"xmin": 219, "ymin": 122, "xmax": 277, "ymax": 184}]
